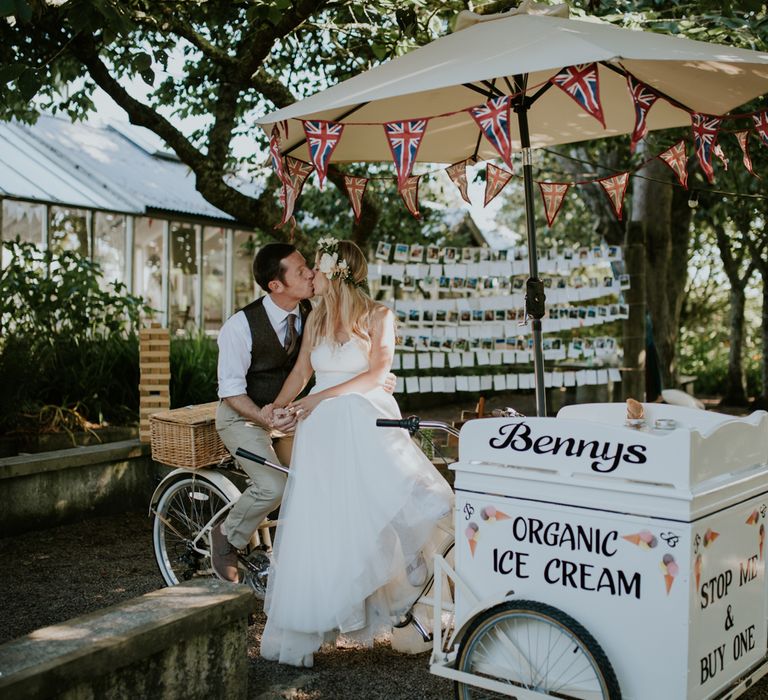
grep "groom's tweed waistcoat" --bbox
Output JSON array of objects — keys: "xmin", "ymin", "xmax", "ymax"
[{"xmin": 242, "ymin": 296, "xmax": 311, "ymax": 408}]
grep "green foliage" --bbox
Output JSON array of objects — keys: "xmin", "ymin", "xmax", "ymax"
[
  {"xmin": 169, "ymin": 332, "xmax": 219, "ymax": 408},
  {"xmin": 0, "ymin": 238, "xmax": 150, "ymax": 433}
]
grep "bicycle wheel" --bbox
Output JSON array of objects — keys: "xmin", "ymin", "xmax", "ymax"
[
  {"xmin": 454, "ymin": 600, "xmax": 621, "ymax": 700},
  {"xmin": 153, "ymin": 475, "xmax": 230, "ymax": 586}
]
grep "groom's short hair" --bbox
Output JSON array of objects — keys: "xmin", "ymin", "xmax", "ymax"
[{"xmin": 254, "ymin": 243, "xmax": 297, "ymax": 291}]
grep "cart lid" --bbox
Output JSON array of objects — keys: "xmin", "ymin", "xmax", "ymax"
[{"xmin": 457, "ymin": 404, "xmax": 768, "ymax": 492}]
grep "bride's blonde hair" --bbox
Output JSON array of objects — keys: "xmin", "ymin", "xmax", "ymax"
[{"xmin": 306, "ymin": 239, "xmax": 377, "ymax": 349}]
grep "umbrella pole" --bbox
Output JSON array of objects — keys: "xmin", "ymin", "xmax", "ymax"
[{"xmin": 516, "ymin": 106, "xmax": 547, "ymax": 417}]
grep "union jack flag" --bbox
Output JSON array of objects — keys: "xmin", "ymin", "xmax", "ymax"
[
  {"xmin": 343, "ymin": 176, "xmax": 368, "ymax": 222},
  {"xmin": 469, "ymin": 96, "xmax": 513, "ymax": 171},
  {"xmin": 626, "ymin": 75, "xmax": 659, "ymax": 153},
  {"xmin": 657, "ymin": 140, "xmax": 689, "ymax": 189},
  {"xmin": 691, "ymin": 113, "xmax": 722, "ymax": 184},
  {"xmin": 446, "ymin": 160, "xmax": 472, "ymax": 205},
  {"xmin": 269, "ymin": 127, "xmax": 285, "ymax": 185},
  {"xmin": 278, "ymin": 157, "xmax": 313, "ymax": 228},
  {"xmin": 552, "ymin": 63, "xmax": 605, "ymax": 128},
  {"xmin": 752, "ymin": 111, "xmax": 768, "ymax": 147},
  {"xmin": 483, "ymin": 163, "xmax": 513, "ymax": 207},
  {"xmin": 302, "ymin": 120, "xmax": 344, "ymax": 190},
  {"xmin": 538, "ymin": 182, "xmax": 570, "ymax": 227},
  {"xmin": 597, "ymin": 172, "xmax": 630, "ymax": 221},
  {"xmin": 399, "ymin": 175, "xmax": 421, "ymax": 219},
  {"xmin": 384, "ymin": 120, "xmax": 428, "ymax": 191},
  {"xmin": 734, "ymin": 130, "xmax": 759, "ymax": 178}
]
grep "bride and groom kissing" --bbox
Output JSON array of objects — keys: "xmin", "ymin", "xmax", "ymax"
[{"xmin": 213, "ymin": 238, "xmax": 454, "ymax": 667}]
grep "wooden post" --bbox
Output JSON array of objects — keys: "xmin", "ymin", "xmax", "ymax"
[{"xmin": 139, "ymin": 323, "xmax": 170, "ymax": 443}]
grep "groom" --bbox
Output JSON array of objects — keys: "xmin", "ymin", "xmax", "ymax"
[{"xmin": 212, "ymin": 242, "xmax": 315, "ymax": 582}]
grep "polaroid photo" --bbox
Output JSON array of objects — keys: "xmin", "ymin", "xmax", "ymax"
[
  {"xmin": 498, "ymin": 276, "xmax": 511, "ymax": 290},
  {"xmin": 512, "ymin": 277, "xmax": 525, "ymax": 291},
  {"xmin": 417, "ymin": 335, "xmax": 430, "ymax": 351},
  {"xmin": 422, "ymin": 309, "xmax": 434, "ymax": 324},
  {"xmin": 619, "ymin": 273, "xmax": 631, "ymax": 290},
  {"xmin": 588, "ymin": 277, "xmax": 599, "ymax": 288},
  {"xmin": 379, "ymin": 274, "xmax": 393, "ymax": 290},
  {"xmin": 569, "ymin": 308, "xmax": 579, "ymax": 319},
  {"xmin": 395, "ymin": 309, "xmax": 407, "ymax": 324},
  {"xmin": 494, "ymin": 309, "xmax": 506, "ymax": 322},
  {"xmin": 451, "ymin": 277, "xmax": 465, "ymax": 290},
  {"xmin": 587, "ymin": 306, "xmax": 597, "ymax": 319},
  {"xmin": 460, "ymin": 309, "xmax": 472, "ymax": 324},
  {"xmin": 607, "ymin": 245, "xmax": 620, "ymax": 260},
  {"xmin": 484, "ymin": 309, "xmax": 495, "ymax": 322},
  {"xmin": 393, "ymin": 243, "xmax": 410, "ymax": 262},
  {"xmin": 375, "ymin": 241, "xmax": 392, "ymax": 261},
  {"xmin": 426, "ymin": 245, "xmax": 441, "ymax": 263},
  {"xmin": 438, "ymin": 276, "xmax": 451, "ymax": 290},
  {"xmin": 442, "ymin": 247, "xmax": 458, "ymax": 262},
  {"xmin": 471, "ymin": 309, "xmax": 484, "ymax": 323},
  {"xmin": 409, "ymin": 244, "xmax": 425, "ymax": 262},
  {"xmin": 603, "ymin": 276, "xmax": 614, "ymax": 287},
  {"xmin": 592, "ymin": 245, "xmax": 603, "ymax": 258},
  {"xmin": 598, "ymin": 305, "xmax": 608, "ymax": 317},
  {"xmin": 441, "ymin": 337, "xmax": 454, "ymax": 351},
  {"xmin": 447, "ymin": 309, "xmax": 459, "ymax": 324},
  {"xmin": 465, "ymin": 277, "xmax": 479, "ymax": 291},
  {"xmin": 401, "ymin": 275, "xmax": 415, "ymax": 291},
  {"xmin": 429, "ymin": 338, "xmax": 442, "ymax": 350},
  {"xmin": 408, "ymin": 308, "xmax": 421, "ymax": 324},
  {"xmin": 435, "ymin": 309, "xmax": 447, "ymax": 324},
  {"xmin": 461, "ymin": 247, "xmax": 475, "ymax": 262},
  {"xmin": 563, "ymin": 248, "xmax": 574, "ymax": 260},
  {"xmin": 478, "ymin": 247, "xmax": 491, "ymax": 261},
  {"xmin": 578, "ymin": 246, "xmax": 590, "ymax": 260}
]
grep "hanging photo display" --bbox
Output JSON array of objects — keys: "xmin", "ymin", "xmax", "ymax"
[{"xmin": 367, "ymin": 243, "xmax": 628, "ymax": 395}]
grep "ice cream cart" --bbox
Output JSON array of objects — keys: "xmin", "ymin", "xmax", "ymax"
[{"xmin": 426, "ymin": 403, "xmax": 768, "ymax": 699}]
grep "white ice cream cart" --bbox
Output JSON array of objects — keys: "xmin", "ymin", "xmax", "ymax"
[{"xmin": 426, "ymin": 403, "xmax": 768, "ymax": 700}]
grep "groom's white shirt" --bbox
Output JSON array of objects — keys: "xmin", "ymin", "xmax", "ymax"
[{"xmin": 217, "ymin": 293, "xmax": 303, "ymax": 399}]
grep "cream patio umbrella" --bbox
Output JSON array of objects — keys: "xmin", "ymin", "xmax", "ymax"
[{"xmin": 256, "ymin": 0, "xmax": 768, "ymax": 416}]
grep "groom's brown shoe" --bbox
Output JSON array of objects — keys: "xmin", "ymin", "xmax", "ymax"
[{"xmin": 211, "ymin": 523, "xmax": 240, "ymax": 582}]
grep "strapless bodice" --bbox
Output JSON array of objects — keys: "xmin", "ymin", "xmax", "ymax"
[{"xmin": 310, "ymin": 337, "xmax": 370, "ymax": 393}]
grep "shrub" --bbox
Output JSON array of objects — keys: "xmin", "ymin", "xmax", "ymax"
[
  {"xmin": 0, "ymin": 238, "xmax": 151, "ymax": 433},
  {"xmin": 170, "ymin": 331, "xmax": 219, "ymax": 408}
]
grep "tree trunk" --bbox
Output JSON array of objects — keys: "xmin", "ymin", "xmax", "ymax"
[
  {"xmin": 755, "ymin": 273, "xmax": 768, "ymax": 409},
  {"xmin": 634, "ymin": 158, "xmax": 692, "ymax": 393},
  {"xmin": 721, "ymin": 285, "xmax": 749, "ymax": 406}
]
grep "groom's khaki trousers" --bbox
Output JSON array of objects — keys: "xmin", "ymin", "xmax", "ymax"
[{"xmin": 216, "ymin": 400, "xmax": 293, "ymax": 550}]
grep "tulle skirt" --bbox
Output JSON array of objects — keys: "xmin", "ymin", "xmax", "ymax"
[{"xmin": 260, "ymin": 389, "xmax": 454, "ymax": 666}]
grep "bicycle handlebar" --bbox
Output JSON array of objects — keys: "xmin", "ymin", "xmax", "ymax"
[
  {"xmin": 234, "ymin": 448, "xmax": 289, "ymax": 474},
  {"xmin": 376, "ymin": 416, "xmax": 460, "ymax": 438}
]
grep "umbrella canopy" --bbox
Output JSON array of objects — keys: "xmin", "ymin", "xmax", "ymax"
[{"xmin": 256, "ymin": 4, "xmax": 768, "ymax": 163}]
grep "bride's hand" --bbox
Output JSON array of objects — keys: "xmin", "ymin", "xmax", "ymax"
[{"xmin": 288, "ymin": 394, "xmax": 322, "ymax": 420}]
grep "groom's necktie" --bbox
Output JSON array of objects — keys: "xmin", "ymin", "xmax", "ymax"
[{"xmin": 283, "ymin": 313, "xmax": 298, "ymax": 356}]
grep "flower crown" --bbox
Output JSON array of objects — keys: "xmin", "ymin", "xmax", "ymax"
[{"xmin": 316, "ymin": 237, "xmax": 364, "ymax": 288}]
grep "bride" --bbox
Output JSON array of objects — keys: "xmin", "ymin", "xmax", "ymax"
[{"xmin": 260, "ymin": 238, "xmax": 454, "ymax": 668}]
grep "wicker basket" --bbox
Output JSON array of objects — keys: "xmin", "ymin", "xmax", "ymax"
[{"xmin": 150, "ymin": 402, "xmax": 229, "ymax": 469}]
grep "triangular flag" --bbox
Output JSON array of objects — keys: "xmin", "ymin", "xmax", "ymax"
[
  {"xmin": 626, "ymin": 75, "xmax": 659, "ymax": 153},
  {"xmin": 384, "ymin": 120, "xmax": 428, "ymax": 191},
  {"xmin": 752, "ymin": 110, "xmax": 768, "ymax": 146},
  {"xmin": 469, "ymin": 96, "xmax": 514, "ymax": 171},
  {"xmin": 269, "ymin": 126, "xmax": 285, "ymax": 185},
  {"xmin": 538, "ymin": 182, "xmax": 570, "ymax": 227},
  {"xmin": 484, "ymin": 163, "xmax": 513, "ymax": 206},
  {"xmin": 657, "ymin": 140, "xmax": 689, "ymax": 189},
  {"xmin": 302, "ymin": 120, "xmax": 344, "ymax": 190},
  {"xmin": 343, "ymin": 176, "xmax": 368, "ymax": 222},
  {"xmin": 734, "ymin": 130, "xmax": 759, "ymax": 178},
  {"xmin": 713, "ymin": 144, "xmax": 729, "ymax": 171},
  {"xmin": 278, "ymin": 156, "xmax": 313, "ymax": 228},
  {"xmin": 399, "ymin": 175, "xmax": 421, "ymax": 219},
  {"xmin": 597, "ymin": 172, "xmax": 630, "ymax": 221},
  {"xmin": 446, "ymin": 160, "xmax": 472, "ymax": 205},
  {"xmin": 691, "ymin": 113, "xmax": 722, "ymax": 184},
  {"xmin": 552, "ymin": 63, "xmax": 606, "ymax": 128}
]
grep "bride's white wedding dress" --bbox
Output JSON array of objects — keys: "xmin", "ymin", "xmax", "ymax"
[{"xmin": 260, "ymin": 337, "xmax": 454, "ymax": 667}]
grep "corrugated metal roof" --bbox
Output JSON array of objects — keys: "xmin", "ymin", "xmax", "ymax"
[{"xmin": 0, "ymin": 114, "xmax": 237, "ymax": 221}]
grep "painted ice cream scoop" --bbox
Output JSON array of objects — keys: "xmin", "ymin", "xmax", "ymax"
[
  {"xmin": 694, "ymin": 554, "xmax": 702, "ymax": 591},
  {"xmin": 760, "ymin": 524, "xmax": 765, "ymax": 561}
]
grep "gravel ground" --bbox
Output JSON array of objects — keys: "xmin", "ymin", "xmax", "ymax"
[{"xmin": 3, "ymin": 511, "xmax": 768, "ymax": 699}]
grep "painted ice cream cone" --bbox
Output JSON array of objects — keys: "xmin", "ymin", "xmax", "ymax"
[
  {"xmin": 703, "ymin": 529, "xmax": 719, "ymax": 546},
  {"xmin": 695, "ymin": 555, "xmax": 702, "ymax": 591},
  {"xmin": 665, "ymin": 574, "xmax": 675, "ymax": 594},
  {"xmin": 747, "ymin": 510, "xmax": 759, "ymax": 525},
  {"xmin": 466, "ymin": 523, "xmax": 479, "ymax": 557},
  {"xmin": 495, "ymin": 510, "xmax": 511, "ymax": 520},
  {"xmin": 623, "ymin": 533, "xmax": 642, "ymax": 545},
  {"xmin": 760, "ymin": 525, "xmax": 765, "ymax": 560}
]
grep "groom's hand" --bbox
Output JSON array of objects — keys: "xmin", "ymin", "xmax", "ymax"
[
  {"xmin": 382, "ymin": 372, "xmax": 397, "ymax": 394},
  {"xmin": 271, "ymin": 407, "xmax": 298, "ymax": 433}
]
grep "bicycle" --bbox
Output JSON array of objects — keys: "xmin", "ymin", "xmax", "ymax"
[{"xmin": 149, "ymin": 455, "xmax": 280, "ymax": 598}]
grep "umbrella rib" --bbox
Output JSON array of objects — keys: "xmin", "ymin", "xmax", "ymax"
[
  {"xmin": 282, "ymin": 102, "xmax": 369, "ymax": 156},
  {"xmin": 599, "ymin": 61, "xmax": 694, "ymax": 114}
]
